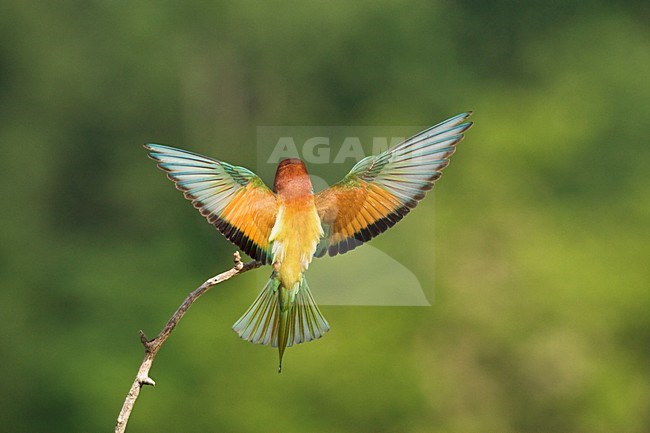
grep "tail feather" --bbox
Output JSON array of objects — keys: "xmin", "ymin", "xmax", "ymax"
[
  {"xmin": 232, "ymin": 273, "xmax": 330, "ymax": 371},
  {"xmin": 233, "ymin": 276, "xmax": 280, "ymax": 346},
  {"xmin": 290, "ymin": 277, "xmax": 329, "ymax": 344}
]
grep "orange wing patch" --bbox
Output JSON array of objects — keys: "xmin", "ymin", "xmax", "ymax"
[
  {"xmin": 205, "ymin": 183, "xmax": 278, "ymax": 263},
  {"xmin": 315, "ymin": 182, "xmax": 411, "ymax": 256}
]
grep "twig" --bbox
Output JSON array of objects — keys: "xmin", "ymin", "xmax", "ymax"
[{"xmin": 115, "ymin": 251, "xmax": 262, "ymax": 433}]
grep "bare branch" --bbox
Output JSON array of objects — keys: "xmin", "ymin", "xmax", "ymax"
[{"xmin": 115, "ymin": 252, "xmax": 262, "ymax": 433}]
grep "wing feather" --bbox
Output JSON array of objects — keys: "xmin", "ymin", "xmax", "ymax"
[
  {"xmin": 314, "ymin": 112, "xmax": 472, "ymax": 257},
  {"xmin": 146, "ymin": 144, "xmax": 278, "ymax": 263}
]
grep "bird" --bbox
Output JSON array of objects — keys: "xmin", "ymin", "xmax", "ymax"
[{"xmin": 145, "ymin": 112, "xmax": 473, "ymax": 372}]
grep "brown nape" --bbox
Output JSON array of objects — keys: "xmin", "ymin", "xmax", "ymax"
[{"xmin": 274, "ymin": 158, "xmax": 313, "ymax": 197}]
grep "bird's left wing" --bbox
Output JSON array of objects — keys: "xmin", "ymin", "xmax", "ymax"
[
  {"xmin": 145, "ymin": 144, "xmax": 278, "ymax": 264},
  {"xmin": 314, "ymin": 112, "xmax": 472, "ymax": 257}
]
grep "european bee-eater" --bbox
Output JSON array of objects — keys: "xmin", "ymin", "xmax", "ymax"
[{"xmin": 145, "ymin": 112, "xmax": 472, "ymax": 371}]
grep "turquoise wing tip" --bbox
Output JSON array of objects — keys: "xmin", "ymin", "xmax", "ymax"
[
  {"xmin": 144, "ymin": 143, "xmax": 171, "ymax": 153},
  {"xmin": 143, "ymin": 143, "xmax": 165, "ymax": 158}
]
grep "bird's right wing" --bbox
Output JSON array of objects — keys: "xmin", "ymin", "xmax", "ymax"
[{"xmin": 314, "ymin": 112, "xmax": 472, "ymax": 257}]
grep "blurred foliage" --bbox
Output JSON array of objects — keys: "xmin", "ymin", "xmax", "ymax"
[{"xmin": 1, "ymin": 1, "xmax": 648, "ymax": 432}]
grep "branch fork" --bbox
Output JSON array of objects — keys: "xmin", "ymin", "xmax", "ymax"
[{"xmin": 115, "ymin": 252, "xmax": 261, "ymax": 433}]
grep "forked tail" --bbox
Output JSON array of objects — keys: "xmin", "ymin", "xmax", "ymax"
[{"xmin": 232, "ymin": 272, "xmax": 330, "ymax": 372}]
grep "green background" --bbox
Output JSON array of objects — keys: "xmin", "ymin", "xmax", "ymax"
[{"xmin": 1, "ymin": 1, "xmax": 648, "ymax": 432}]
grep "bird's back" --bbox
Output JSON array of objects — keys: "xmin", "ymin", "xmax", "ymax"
[{"xmin": 270, "ymin": 162, "xmax": 324, "ymax": 290}]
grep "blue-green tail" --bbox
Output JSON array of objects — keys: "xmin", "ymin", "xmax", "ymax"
[{"xmin": 232, "ymin": 272, "xmax": 330, "ymax": 372}]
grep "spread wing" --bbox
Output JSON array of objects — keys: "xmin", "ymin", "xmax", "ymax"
[
  {"xmin": 145, "ymin": 144, "xmax": 278, "ymax": 264},
  {"xmin": 314, "ymin": 112, "xmax": 472, "ymax": 257}
]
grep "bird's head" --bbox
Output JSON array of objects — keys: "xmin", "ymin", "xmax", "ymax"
[{"xmin": 274, "ymin": 158, "xmax": 313, "ymax": 197}]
